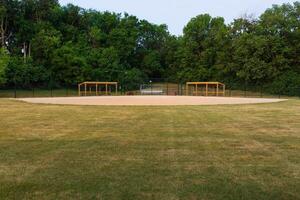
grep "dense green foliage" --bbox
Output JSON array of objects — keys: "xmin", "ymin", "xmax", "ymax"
[
  {"xmin": 0, "ymin": 47, "xmax": 9, "ymax": 84},
  {"xmin": 0, "ymin": 0, "xmax": 300, "ymax": 94}
]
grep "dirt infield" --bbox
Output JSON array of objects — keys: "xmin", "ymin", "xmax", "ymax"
[{"xmin": 18, "ymin": 96, "xmax": 287, "ymax": 106}]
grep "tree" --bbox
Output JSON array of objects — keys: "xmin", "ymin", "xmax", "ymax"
[
  {"xmin": 0, "ymin": 5, "xmax": 7, "ymax": 47},
  {"xmin": 0, "ymin": 47, "xmax": 9, "ymax": 84},
  {"xmin": 5, "ymin": 56, "xmax": 44, "ymax": 87},
  {"xmin": 51, "ymin": 43, "xmax": 87, "ymax": 86},
  {"xmin": 178, "ymin": 14, "xmax": 229, "ymax": 82},
  {"xmin": 31, "ymin": 25, "xmax": 61, "ymax": 67},
  {"xmin": 229, "ymin": 31, "xmax": 290, "ymax": 88}
]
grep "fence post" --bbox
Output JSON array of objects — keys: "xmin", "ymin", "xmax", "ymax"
[
  {"xmin": 13, "ymin": 75, "xmax": 17, "ymax": 98},
  {"xmin": 166, "ymin": 82, "xmax": 169, "ymax": 95},
  {"xmin": 66, "ymin": 87, "xmax": 69, "ymax": 97},
  {"xmin": 49, "ymin": 73, "xmax": 54, "ymax": 97},
  {"xmin": 179, "ymin": 83, "xmax": 181, "ymax": 95},
  {"xmin": 244, "ymin": 82, "xmax": 247, "ymax": 97},
  {"xmin": 181, "ymin": 83, "xmax": 183, "ymax": 96},
  {"xmin": 14, "ymin": 86, "xmax": 17, "ymax": 98}
]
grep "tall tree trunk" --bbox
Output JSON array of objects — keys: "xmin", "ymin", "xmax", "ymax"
[
  {"xmin": 23, "ymin": 42, "xmax": 27, "ymax": 62},
  {"xmin": 0, "ymin": 18, "xmax": 5, "ymax": 47},
  {"xmin": 28, "ymin": 42, "xmax": 31, "ymax": 57}
]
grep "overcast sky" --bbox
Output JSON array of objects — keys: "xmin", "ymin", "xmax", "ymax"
[{"xmin": 59, "ymin": 0, "xmax": 296, "ymax": 35}]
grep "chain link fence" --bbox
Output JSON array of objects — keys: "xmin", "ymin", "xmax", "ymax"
[{"xmin": 0, "ymin": 81, "xmax": 299, "ymax": 99}]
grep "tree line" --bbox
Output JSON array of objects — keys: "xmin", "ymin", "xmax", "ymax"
[{"xmin": 0, "ymin": 0, "xmax": 300, "ymax": 95}]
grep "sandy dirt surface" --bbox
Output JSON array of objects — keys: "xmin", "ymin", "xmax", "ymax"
[{"xmin": 17, "ymin": 96, "xmax": 287, "ymax": 106}]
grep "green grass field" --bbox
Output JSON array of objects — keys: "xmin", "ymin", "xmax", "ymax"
[{"xmin": 0, "ymin": 99, "xmax": 300, "ymax": 199}]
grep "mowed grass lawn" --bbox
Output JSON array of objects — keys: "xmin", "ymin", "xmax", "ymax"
[{"xmin": 0, "ymin": 99, "xmax": 300, "ymax": 200}]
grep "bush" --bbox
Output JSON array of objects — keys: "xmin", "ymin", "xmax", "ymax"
[
  {"xmin": 5, "ymin": 57, "xmax": 47, "ymax": 88},
  {"xmin": 0, "ymin": 48, "xmax": 10, "ymax": 85},
  {"xmin": 268, "ymin": 71, "xmax": 300, "ymax": 96}
]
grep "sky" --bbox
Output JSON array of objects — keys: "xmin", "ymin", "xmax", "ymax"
[{"xmin": 59, "ymin": 0, "xmax": 296, "ymax": 35}]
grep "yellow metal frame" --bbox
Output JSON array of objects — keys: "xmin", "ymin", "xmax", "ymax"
[
  {"xmin": 186, "ymin": 82, "xmax": 225, "ymax": 96},
  {"xmin": 78, "ymin": 82, "xmax": 118, "ymax": 96}
]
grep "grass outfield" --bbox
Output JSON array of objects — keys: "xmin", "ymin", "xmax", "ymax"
[{"xmin": 0, "ymin": 99, "xmax": 299, "ymax": 199}]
